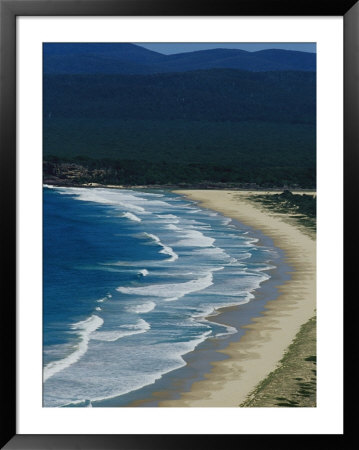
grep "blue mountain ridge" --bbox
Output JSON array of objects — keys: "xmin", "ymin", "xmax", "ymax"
[{"xmin": 43, "ymin": 43, "xmax": 316, "ymax": 74}]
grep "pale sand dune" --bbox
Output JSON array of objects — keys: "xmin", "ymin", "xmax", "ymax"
[{"xmin": 158, "ymin": 189, "xmax": 316, "ymax": 407}]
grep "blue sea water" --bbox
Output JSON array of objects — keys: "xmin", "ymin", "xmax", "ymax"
[{"xmin": 43, "ymin": 186, "xmax": 280, "ymax": 407}]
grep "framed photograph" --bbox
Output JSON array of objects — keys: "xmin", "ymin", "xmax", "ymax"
[{"xmin": 1, "ymin": 0, "xmax": 355, "ymax": 447}]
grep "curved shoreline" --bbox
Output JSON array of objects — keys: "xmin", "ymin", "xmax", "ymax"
[{"xmin": 156, "ymin": 189, "xmax": 316, "ymax": 407}]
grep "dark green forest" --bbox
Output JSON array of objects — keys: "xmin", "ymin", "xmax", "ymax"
[
  {"xmin": 43, "ymin": 69, "xmax": 316, "ymax": 188},
  {"xmin": 43, "ymin": 71, "xmax": 315, "ymax": 123}
]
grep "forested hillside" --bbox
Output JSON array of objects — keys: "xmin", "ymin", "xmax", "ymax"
[
  {"xmin": 43, "ymin": 45, "xmax": 316, "ymax": 188},
  {"xmin": 44, "ymin": 70, "xmax": 315, "ymax": 123}
]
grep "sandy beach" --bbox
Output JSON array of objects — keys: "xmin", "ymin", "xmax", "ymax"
[{"xmin": 157, "ymin": 189, "xmax": 316, "ymax": 407}]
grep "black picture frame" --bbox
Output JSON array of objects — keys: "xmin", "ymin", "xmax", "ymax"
[{"xmin": 1, "ymin": 0, "xmax": 355, "ymax": 448}]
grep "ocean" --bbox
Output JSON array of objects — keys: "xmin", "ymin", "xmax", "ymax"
[{"xmin": 43, "ymin": 186, "xmax": 285, "ymax": 407}]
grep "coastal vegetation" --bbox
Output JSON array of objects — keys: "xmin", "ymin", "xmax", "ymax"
[
  {"xmin": 241, "ymin": 316, "xmax": 316, "ymax": 407},
  {"xmin": 43, "ymin": 156, "xmax": 315, "ymax": 188},
  {"xmin": 252, "ymin": 190, "xmax": 316, "ymax": 231}
]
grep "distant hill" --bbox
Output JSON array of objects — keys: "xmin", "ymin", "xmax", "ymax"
[
  {"xmin": 43, "ymin": 43, "xmax": 165, "ymax": 63},
  {"xmin": 43, "ymin": 43, "xmax": 316, "ymax": 74},
  {"xmin": 159, "ymin": 48, "xmax": 316, "ymax": 73}
]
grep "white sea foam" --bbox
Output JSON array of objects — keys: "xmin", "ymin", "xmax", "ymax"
[
  {"xmin": 175, "ymin": 229, "xmax": 215, "ymax": 247},
  {"xmin": 193, "ymin": 310, "xmax": 238, "ymax": 337},
  {"xmin": 191, "ymin": 246, "xmax": 233, "ymax": 262},
  {"xmin": 96, "ymin": 293, "xmax": 111, "ymax": 303},
  {"xmin": 57, "ymin": 187, "xmax": 147, "ymax": 212},
  {"xmin": 156, "ymin": 214, "xmax": 179, "ymax": 220},
  {"xmin": 138, "ymin": 269, "xmax": 149, "ymax": 277},
  {"xmin": 43, "ymin": 314, "xmax": 104, "ymax": 382},
  {"xmin": 121, "ymin": 212, "xmax": 141, "ymax": 222},
  {"xmin": 165, "ymin": 224, "xmax": 180, "ymax": 230},
  {"xmin": 125, "ymin": 301, "xmax": 156, "ymax": 313},
  {"xmin": 214, "ymin": 324, "xmax": 238, "ymax": 338},
  {"xmin": 236, "ymin": 252, "xmax": 252, "ymax": 260},
  {"xmin": 144, "ymin": 233, "xmax": 178, "ymax": 262},
  {"xmin": 157, "ymin": 217, "xmax": 179, "ymax": 224},
  {"xmin": 117, "ymin": 273, "xmax": 213, "ymax": 300},
  {"xmin": 95, "ymin": 307, "xmax": 101, "ymax": 311},
  {"xmin": 138, "ymin": 192, "xmax": 164, "ymax": 197},
  {"xmin": 189, "ymin": 224, "xmax": 211, "ymax": 230},
  {"xmin": 254, "ymin": 264, "xmax": 277, "ymax": 272},
  {"xmin": 211, "ymin": 266, "xmax": 225, "ymax": 272},
  {"xmin": 164, "ymin": 297, "xmax": 180, "ymax": 302},
  {"xmin": 47, "ymin": 328, "xmax": 214, "ymax": 407},
  {"xmin": 91, "ymin": 319, "xmax": 150, "ymax": 341},
  {"xmin": 244, "ymin": 236, "xmax": 260, "ymax": 244},
  {"xmin": 186, "ymin": 209, "xmax": 201, "ymax": 214}
]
